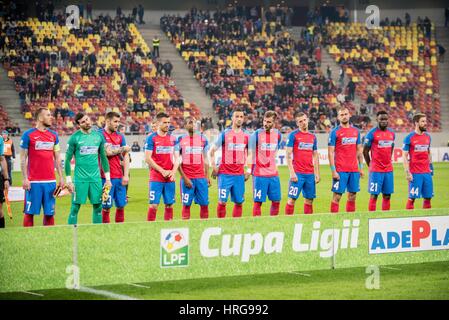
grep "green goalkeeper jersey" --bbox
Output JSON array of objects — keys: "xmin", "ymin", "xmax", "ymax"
[{"xmin": 65, "ymin": 130, "xmax": 110, "ymax": 182}]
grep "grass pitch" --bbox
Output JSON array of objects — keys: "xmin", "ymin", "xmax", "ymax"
[{"xmin": 1, "ymin": 163, "xmax": 449, "ymax": 300}]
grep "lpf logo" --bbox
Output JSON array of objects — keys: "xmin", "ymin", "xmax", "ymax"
[{"xmin": 160, "ymin": 228, "xmax": 189, "ymax": 268}]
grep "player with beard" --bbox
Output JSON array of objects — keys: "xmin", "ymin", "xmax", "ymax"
[
  {"xmin": 403, "ymin": 113, "xmax": 434, "ymax": 209},
  {"xmin": 328, "ymin": 106, "xmax": 364, "ymax": 213}
]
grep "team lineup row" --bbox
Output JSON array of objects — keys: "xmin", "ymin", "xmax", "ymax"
[{"xmin": 0, "ymin": 106, "xmax": 434, "ymax": 227}]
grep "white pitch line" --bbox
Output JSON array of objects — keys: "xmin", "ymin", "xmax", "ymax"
[
  {"xmin": 77, "ymin": 286, "xmax": 140, "ymax": 300},
  {"xmin": 127, "ymin": 283, "xmax": 151, "ymax": 289},
  {"xmin": 21, "ymin": 291, "xmax": 44, "ymax": 297},
  {"xmin": 381, "ymin": 266, "xmax": 402, "ymax": 271},
  {"xmin": 289, "ymin": 271, "xmax": 312, "ymax": 277}
]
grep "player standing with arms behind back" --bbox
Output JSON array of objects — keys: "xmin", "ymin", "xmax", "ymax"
[
  {"xmin": 210, "ymin": 107, "xmax": 250, "ymax": 218},
  {"xmin": 99, "ymin": 112, "xmax": 130, "ymax": 223},
  {"xmin": 285, "ymin": 112, "xmax": 320, "ymax": 215},
  {"xmin": 403, "ymin": 113, "xmax": 434, "ymax": 209},
  {"xmin": 65, "ymin": 113, "xmax": 111, "ymax": 224},
  {"xmin": 248, "ymin": 111, "xmax": 282, "ymax": 216},
  {"xmin": 145, "ymin": 112, "xmax": 179, "ymax": 221},
  {"xmin": 363, "ymin": 110, "xmax": 395, "ymax": 211},
  {"xmin": 176, "ymin": 116, "xmax": 210, "ymax": 219},
  {"xmin": 328, "ymin": 106, "xmax": 364, "ymax": 213},
  {"xmin": 20, "ymin": 108, "xmax": 64, "ymax": 227}
]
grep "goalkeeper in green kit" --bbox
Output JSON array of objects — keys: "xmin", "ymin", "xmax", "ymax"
[{"xmin": 65, "ymin": 113, "xmax": 112, "ymax": 224}]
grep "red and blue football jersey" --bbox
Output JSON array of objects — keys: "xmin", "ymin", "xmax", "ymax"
[
  {"xmin": 402, "ymin": 132, "xmax": 431, "ymax": 174},
  {"xmin": 20, "ymin": 128, "xmax": 60, "ymax": 181},
  {"xmin": 99, "ymin": 129, "xmax": 126, "ymax": 179},
  {"xmin": 287, "ymin": 130, "xmax": 318, "ymax": 174},
  {"xmin": 176, "ymin": 133, "xmax": 209, "ymax": 179},
  {"xmin": 250, "ymin": 128, "xmax": 281, "ymax": 177},
  {"xmin": 214, "ymin": 129, "xmax": 249, "ymax": 175},
  {"xmin": 145, "ymin": 132, "xmax": 176, "ymax": 182},
  {"xmin": 364, "ymin": 127, "xmax": 395, "ymax": 172},
  {"xmin": 328, "ymin": 125, "xmax": 361, "ymax": 172}
]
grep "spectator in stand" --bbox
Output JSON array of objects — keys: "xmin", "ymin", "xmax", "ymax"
[{"xmin": 131, "ymin": 141, "xmax": 141, "ymax": 152}]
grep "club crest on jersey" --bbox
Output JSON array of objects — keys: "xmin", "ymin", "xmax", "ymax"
[
  {"xmin": 156, "ymin": 146, "xmax": 174, "ymax": 154},
  {"xmin": 227, "ymin": 143, "xmax": 246, "ymax": 151},
  {"xmin": 378, "ymin": 140, "xmax": 394, "ymax": 148},
  {"xmin": 80, "ymin": 146, "xmax": 99, "ymax": 155},
  {"xmin": 414, "ymin": 144, "xmax": 429, "ymax": 152},
  {"xmin": 35, "ymin": 141, "xmax": 55, "ymax": 150},
  {"xmin": 260, "ymin": 143, "xmax": 277, "ymax": 151},
  {"xmin": 298, "ymin": 142, "xmax": 314, "ymax": 150},
  {"xmin": 341, "ymin": 137, "xmax": 357, "ymax": 145}
]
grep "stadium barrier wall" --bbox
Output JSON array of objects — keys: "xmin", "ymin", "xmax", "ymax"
[{"xmin": 1, "ymin": 209, "xmax": 448, "ymax": 292}]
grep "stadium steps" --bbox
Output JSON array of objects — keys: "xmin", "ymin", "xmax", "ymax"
[
  {"xmin": 138, "ymin": 25, "xmax": 218, "ymax": 124},
  {"xmin": 436, "ymin": 27, "xmax": 449, "ymax": 129},
  {"xmin": 0, "ymin": 66, "xmax": 30, "ymax": 131}
]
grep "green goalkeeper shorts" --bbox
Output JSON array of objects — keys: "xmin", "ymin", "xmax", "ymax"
[{"xmin": 72, "ymin": 181, "xmax": 103, "ymax": 205}]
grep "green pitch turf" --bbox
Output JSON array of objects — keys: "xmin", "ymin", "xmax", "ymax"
[
  {"xmin": 3, "ymin": 163, "xmax": 449, "ymax": 226},
  {"xmin": 1, "ymin": 261, "xmax": 448, "ymax": 300}
]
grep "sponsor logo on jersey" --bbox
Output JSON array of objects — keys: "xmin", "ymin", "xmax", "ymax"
[
  {"xmin": 378, "ymin": 140, "xmax": 394, "ymax": 148},
  {"xmin": 260, "ymin": 143, "xmax": 277, "ymax": 151},
  {"xmin": 80, "ymin": 146, "xmax": 99, "ymax": 155},
  {"xmin": 341, "ymin": 137, "xmax": 357, "ymax": 145},
  {"xmin": 298, "ymin": 142, "xmax": 314, "ymax": 150},
  {"xmin": 414, "ymin": 144, "xmax": 429, "ymax": 152},
  {"xmin": 35, "ymin": 141, "xmax": 55, "ymax": 150},
  {"xmin": 184, "ymin": 146, "xmax": 204, "ymax": 154},
  {"xmin": 156, "ymin": 146, "xmax": 174, "ymax": 154},
  {"xmin": 227, "ymin": 143, "xmax": 246, "ymax": 151}
]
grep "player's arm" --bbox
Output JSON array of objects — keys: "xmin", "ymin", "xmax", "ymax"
[
  {"xmin": 105, "ymin": 144, "xmax": 131, "ymax": 156},
  {"xmin": 20, "ymin": 148, "xmax": 30, "ymax": 190},
  {"xmin": 168, "ymin": 148, "xmax": 180, "ymax": 181},
  {"xmin": 209, "ymin": 144, "xmax": 218, "ymax": 179},
  {"xmin": 145, "ymin": 150, "xmax": 168, "ymax": 177},
  {"xmin": 64, "ymin": 136, "xmax": 76, "ymax": 192},
  {"xmin": 357, "ymin": 143, "xmax": 365, "ymax": 178},
  {"xmin": 11, "ymin": 142, "xmax": 15, "ymax": 159},
  {"xmin": 0, "ymin": 155, "xmax": 9, "ymax": 191},
  {"xmin": 122, "ymin": 152, "xmax": 130, "ymax": 185},
  {"xmin": 286, "ymin": 146, "xmax": 297, "ymax": 182},
  {"xmin": 363, "ymin": 144, "xmax": 371, "ymax": 167},
  {"xmin": 402, "ymin": 136, "xmax": 413, "ymax": 182},
  {"xmin": 328, "ymin": 130, "xmax": 339, "ymax": 180},
  {"xmin": 99, "ymin": 140, "xmax": 111, "ymax": 188},
  {"xmin": 54, "ymin": 150, "xmax": 64, "ymax": 188}
]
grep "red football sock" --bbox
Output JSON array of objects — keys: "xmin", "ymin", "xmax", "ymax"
[
  {"xmin": 115, "ymin": 208, "xmax": 124, "ymax": 223},
  {"xmin": 23, "ymin": 214, "xmax": 34, "ymax": 227},
  {"xmin": 406, "ymin": 199, "xmax": 414, "ymax": 210},
  {"xmin": 270, "ymin": 201, "xmax": 280, "ymax": 216},
  {"xmin": 285, "ymin": 203, "xmax": 294, "ymax": 215},
  {"xmin": 200, "ymin": 205, "xmax": 209, "ymax": 219},
  {"xmin": 164, "ymin": 207, "xmax": 173, "ymax": 221},
  {"xmin": 382, "ymin": 198, "xmax": 391, "ymax": 211},
  {"xmin": 43, "ymin": 215, "xmax": 54, "ymax": 226},
  {"xmin": 147, "ymin": 207, "xmax": 157, "ymax": 221},
  {"xmin": 182, "ymin": 206, "xmax": 191, "ymax": 220},
  {"xmin": 253, "ymin": 202, "xmax": 262, "ymax": 217},
  {"xmin": 368, "ymin": 198, "xmax": 377, "ymax": 211},
  {"xmin": 217, "ymin": 203, "xmax": 226, "ymax": 218},
  {"xmin": 346, "ymin": 200, "xmax": 356, "ymax": 212},
  {"xmin": 304, "ymin": 203, "xmax": 313, "ymax": 214},
  {"xmin": 330, "ymin": 201, "xmax": 339, "ymax": 213},
  {"xmin": 232, "ymin": 204, "xmax": 243, "ymax": 218},
  {"xmin": 102, "ymin": 209, "xmax": 110, "ymax": 223},
  {"xmin": 423, "ymin": 199, "xmax": 431, "ymax": 209}
]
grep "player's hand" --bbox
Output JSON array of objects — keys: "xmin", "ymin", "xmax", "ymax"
[
  {"xmin": 104, "ymin": 179, "xmax": 112, "ymax": 189},
  {"xmin": 160, "ymin": 169, "xmax": 169, "ymax": 178},
  {"xmin": 359, "ymin": 169, "xmax": 365, "ymax": 179},
  {"xmin": 4, "ymin": 179, "xmax": 10, "ymax": 192},
  {"xmin": 332, "ymin": 171, "xmax": 340, "ymax": 180},
  {"xmin": 22, "ymin": 178, "xmax": 31, "ymax": 191},
  {"xmin": 211, "ymin": 167, "xmax": 218, "ymax": 179},
  {"xmin": 207, "ymin": 178, "xmax": 211, "ymax": 187},
  {"xmin": 315, "ymin": 174, "xmax": 320, "ymax": 184},
  {"xmin": 67, "ymin": 183, "xmax": 74, "ymax": 193},
  {"xmin": 244, "ymin": 172, "xmax": 251, "ymax": 181},
  {"xmin": 183, "ymin": 177, "xmax": 193, "ymax": 188},
  {"xmin": 58, "ymin": 180, "xmax": 65, "ymax": 189},
  {"xmin": 406, "ymin": 171, "xmax": 413, "ymax": 182},
  {"xmin": 289, "ymin": 171, "xmax": 298, "ymax": 182},
  {"xmin": 168, "ymin": 170, "xmax": 176, "ymax": 181},
  {"xmin": 122, "ymin": 175, "xmax": 129, "ymax": 186},
  {"xmin": 121, "ymin": 145, "xmax": 131, "ymax": 153}
]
